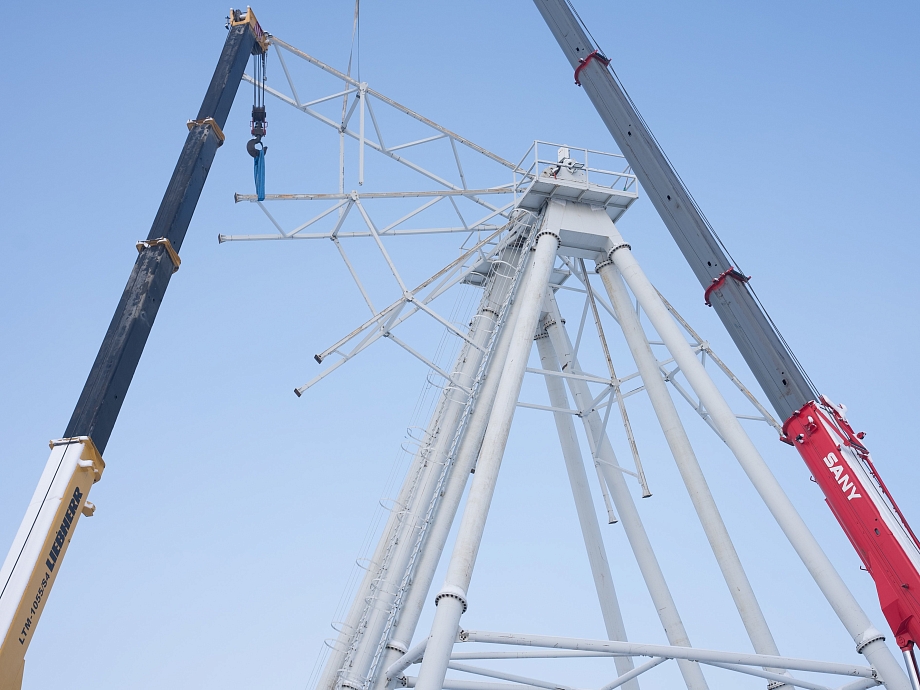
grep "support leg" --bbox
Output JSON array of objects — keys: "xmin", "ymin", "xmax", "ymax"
[
  {"xmin": 534, "ymin": 330, "xmax": 639, "ymax": 690},
  {"xmin": 376, "ymin": 240, "xmax": 534, "ymax": 689},
  {"xmin": 413, "ymin": 214, "xmax": 562, "ymax": 690},
  {"xmin": 319, "ymin": 399, "xmax": 441, "ymax": 690},
  {"xmin": 344, "ymin": 240, "xmax": 528, "ymax": 689},
  {"xmin": 542, "ymin": 295, "xmax": 708, "ymax": 690},
  {"xmin": 602, "ymin": 230, "xmax": 909, "ymax": 690},
  {"xmin": 595, "ymin": 260, "xmax": 788, "ymax": 681}
]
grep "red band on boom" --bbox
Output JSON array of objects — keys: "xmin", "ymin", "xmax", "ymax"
[
  {"xmin": 704, "ymin": 266, "xmax": 750, "ymax": 306},
  {"xmin": 574, "ymin": 50, "xmax": 611, "ymax": 86}
]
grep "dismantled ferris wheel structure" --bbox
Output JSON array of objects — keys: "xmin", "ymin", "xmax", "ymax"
[{"xmin": 2, "ymin": 3, "xmax": 919, "ymax": 690}]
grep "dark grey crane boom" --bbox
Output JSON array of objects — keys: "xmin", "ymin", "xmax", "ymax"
[{"xmin": 0, "ymin": 10, "xmax": 268, "ymax": 687}]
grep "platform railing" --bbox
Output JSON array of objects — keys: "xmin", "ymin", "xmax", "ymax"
[{"xmin": 513, "ymin": 140, "xmax": 638, "ymax": 204}]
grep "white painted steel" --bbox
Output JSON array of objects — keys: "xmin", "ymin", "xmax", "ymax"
[
  {"xmin": 234, "ymin": 188, "xmax": 515, "ymax": 202},
  {"xmin": 339, "ymin": 305, "xmax": 489, "ymax": 688},
  {"xmin": 359, "ymin": 83, "xmax": 367, "ymax": 186},
  {"xmin": 404, "ymin": 677, "xmax": 538, "ymax": 690},
  {"xmin": 602, "ymin": 228, "xmax": 908, "ymax": 690},
  {"xmin": 701, "ymin": 661, "xmax": 829, "ymax": 690},
  {"xmin": 333, "ymin": 236, "xmax": 376, "ymax": 314},
  {"xmin": 447, "ymin": 661, "xmax": 579, "ymax": 690},
  {"xmin": 596, "ymin": 260, "xmax": 787, "ymax": 678},
  {"xmin": 579, "ymin": 261, "xmax": 649, "ymax": 498},
  {"xmin": 839, "ymin": 680, "xmax": 884, "ymax": 690},
  {"xmin": 541, "ymin": 294, "xmax": 708, "ymax": 690},
  {"xmin": 534, "ymin": 333, "xmax": 637, "ymax": 690},
  {"xmin": 448, "ymin": 652, "xmax": 636, "ymax": 660},
  {"xmin": 317, "ymin": 229, "xmax": 513, "ymax": 688},
  {"xmin": 412, "ymin": 216, "xmax": 562, "ymax": 690},
  {"xmin": 380, "ymin": 244, "xmax": 535, "ymax": 686},
  {"xmin": 525, "ymin": 367, "xmax": 618, "ymax": 387},
  {"xmin": 300, "ymin": 224, "xmax": 518, "ymax": 396},
  {"xmin": 515, "ymin": 401, "xmax": 579, "ymax": 415},
  {"xmin": 655, "ymin": 292, "xmax": 782, "ymax": 433},
  {"xmin": 386, "ymin": 639, "xmax": 428, "ymax": 682},
  {"xmin": 461, "ymin": 631, "xmax": 877, "ymax": 678},
  {"xmin": 269, "ymin": 37, "xmax": 520, "ymax": 172},
  {"xmin": 317, "ymin": 425, "xmax": 434, "ymax": 690},
  {"xmin": 327, "ymin": 231, "xmax": 535, "ymax": 690},
  {"xmin": 598, "ymin": 657, "xmax": 668, "ymax": 690},
  {"xmin": 241, "ymin": 73, "xmax": 507, "ymax": 218},
  {"xmin": 347, "ymin": 240, "xmax": 532, "ymax": 690},
  {"xmin": 314, "ymin": 227, "xmax": 508, "ymax": 364},
  {"xmin": 224, "ymin": 41, "xmax": 889, "ymax": 685}
]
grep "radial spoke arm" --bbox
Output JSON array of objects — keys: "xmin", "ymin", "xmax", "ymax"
[
  {"xmin": 269, "ymin": 36, "xmax": 521, "ymax": 172},
  {"xmin": 306, "ymin": 224, "xmax": 512, "ymax": 389},
  {"xmin": 235, "ymin": 188, "xmax": 515, "ymax": 202}
]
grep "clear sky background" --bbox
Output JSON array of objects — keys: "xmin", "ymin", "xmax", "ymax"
[{"xmin": 1, "ymin": 1, "xmax": 918, "ymax": 689}]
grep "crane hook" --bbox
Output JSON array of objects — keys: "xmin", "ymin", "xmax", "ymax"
[
  {"xmin": 248, "ymin": 104, "xmax": 268, "ymax": 158},
  {"xmin": 247, "ymin": 136, "xmax": 267, "ymax": 158}
]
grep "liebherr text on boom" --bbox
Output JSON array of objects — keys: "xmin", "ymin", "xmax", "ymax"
[
  {"xmin": 534, "ymin": 0, "xmax": 920, "ymax": 682},
  {"xmin": 0, "ymin": 9, "xmax": 269, "ymax": 688}
]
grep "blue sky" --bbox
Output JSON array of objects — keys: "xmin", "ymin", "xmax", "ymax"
[{"xmin": 1, "ymin": 1, "xmax": 918, "ymax": 689}]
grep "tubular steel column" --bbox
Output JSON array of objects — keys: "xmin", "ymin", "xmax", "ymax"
[
  {"xmin": 378, "ymin": 243, "xmax": 534, "ymax": 688},
  {"xmin": 595, "ymin": 259, "xmax": 788, "ymax": 681},
  {"xmin": 534, "ymin": 330, "xmax": 639, "ymax": 690},
  {"xmin": 319, "ymin": 410, "xmax": 441, "ymax": 690},
  {"xmin": 542, "ymin": 293, "xmax": 708, "ymax": 690},
  {"xmin": 413, "ymin": 211, "xmax": 562, "ymax": 690},
  {"xmin": 350, "ymin": 239, "xmax": 536, "ymax": 688},
  {"xmin": 342, "ymin": 315, "xmax": 492, "ymax": 688},
  {"xmin": 602, "ymin": 229, "xmax": 909, "ymax": 690},
  {"xmin": 325, "ymin": 235, "xmax": 531, "ymax": 690}
]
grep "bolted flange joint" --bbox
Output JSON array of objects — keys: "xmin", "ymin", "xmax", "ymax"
[
  {"xmin": 533, "ymin": 230, "xmax": 561, "ymax": 250},
  {"xmin": 594, "ymin": 258, "xmax": 614, "ymax": 272},
  {"xmin": 608, "ymin": 242, "xmax": 631, "ymax": 258},
  {"xmin": 855, "ymin": 629, "xmax": 886, "ymax": 654},
  {"xmin": 386, "ymin": 641, "xmax": 408, "ymax": 654},
  {"xmin": 434, "ymin": 584, "xmax": 468, "ymax": 613}
]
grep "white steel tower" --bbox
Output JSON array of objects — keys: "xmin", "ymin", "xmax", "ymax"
[{"xmin": 222, "ymin": 33, "xmax": 910, "ymax": 690}]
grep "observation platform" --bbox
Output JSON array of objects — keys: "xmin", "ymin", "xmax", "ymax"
[{"xmin": 513, "ymin": 141, "xmax": 638, "ymax": 223}]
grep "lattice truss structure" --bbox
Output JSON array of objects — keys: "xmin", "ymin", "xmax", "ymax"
[{"xmin": 223, "ymin": 35, "xmax": 894, "ymax": 690}]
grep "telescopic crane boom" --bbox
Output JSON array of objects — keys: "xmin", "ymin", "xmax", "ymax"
[
  {"xmin": 533, "ymin": 0, "xmax": 920, "ymax": 683},
  {"xmin": 0, "ymin": 9, "xmax": 268, "ymax": 688}
]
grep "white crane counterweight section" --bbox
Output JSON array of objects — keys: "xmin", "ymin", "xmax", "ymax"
[{"xmin": 0, "ymin": 439, "xmax": 104, "ymax": 686}]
